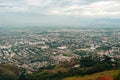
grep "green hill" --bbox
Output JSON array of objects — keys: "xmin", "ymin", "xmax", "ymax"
[{"xmin": 63, "ymin": 70, "xmax": 118, "ymax": 80}]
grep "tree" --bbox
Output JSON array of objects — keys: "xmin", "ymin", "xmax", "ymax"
[
  {"xmin": 18, "ymin": 70, "xmax": 26, "ymax": 80},
  {"xmin": 80, "ymin": 56, "xmax": 96, "ymax": 68}
]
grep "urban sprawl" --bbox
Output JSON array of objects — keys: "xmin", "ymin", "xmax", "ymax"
[{"xmin": 0, "ymin": 29, "xmax": 120, "ymax": 73}]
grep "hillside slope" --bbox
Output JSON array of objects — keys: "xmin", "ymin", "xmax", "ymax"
[
  {"xmin": 63, "ymin": 70, "xmax": 118, "ymax": 80},
  {"xmin": 0, "ymin": 64, "xmax": 20, "ymax": 80}
]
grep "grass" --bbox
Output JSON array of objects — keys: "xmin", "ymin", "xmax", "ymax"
[
  {"xmin": 48, "ymin": 68, "xmax": 69, "ymax": 74},
  {"xmin": 63, "ymin": 70, "xmax": 118, "ymax": 80}
]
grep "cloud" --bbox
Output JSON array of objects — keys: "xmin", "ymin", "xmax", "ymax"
[
  {"xmin": 49, "ymin": 0, "xmax": 120, "ymax": 18},
  {"xmin": 0, "ymin": 0, "xmax": 120, "ymax": 18}
]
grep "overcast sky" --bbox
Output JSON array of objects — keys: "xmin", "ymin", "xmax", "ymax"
[{"xmin": 0, "ymin": 0, "xmax": 120, "ymax": 27}]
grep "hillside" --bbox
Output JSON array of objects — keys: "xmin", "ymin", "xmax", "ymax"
[
  {"xmin": 63, "ymin": 70, "xmax": 118, "ymax": 80},
  {"xmin": 0, "ymin": 64, "xmax": 20, "ymax": 80}
]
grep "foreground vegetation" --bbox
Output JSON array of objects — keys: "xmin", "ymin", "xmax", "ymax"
[
  {"xmin": 63, "ymin": 70, "xmax": 118, "ymax": 80},
  {"xmin": 1, "ymin": 55, "xmax": 120, "ymax": 80},
  {"xmin": 0, "ymin": 64, "xmax": 20, "ymax": 80},
  {"xmin": 18, "ymin": 55, "xmax": 120, "ymax": 80}
]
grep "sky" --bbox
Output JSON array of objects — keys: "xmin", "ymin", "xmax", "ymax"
[{"xmin": 0, "ymin": 0, "xmax": 120, "ymax": 27}]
